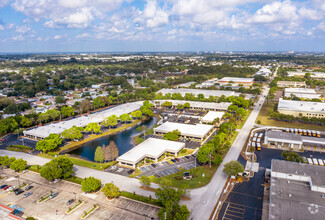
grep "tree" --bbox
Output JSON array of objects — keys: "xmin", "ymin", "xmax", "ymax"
[
  {"xmin": 14, "ymin": 127, "xmax": 24, "ymax": 138},
  {"xmin": 35, "ymin": 133, "xmax": 62, "ymax": 153},
  {"xmin": 40, "ymin": 160, "xmax": 62, "ymax": 181},
  {"xmin": 163, "ymin": 129, "xmax": 181, "ymax": 141},
  {"xmin": 46, "ymin": 109, "xmax": 61, "ymax": 121},
  {"xmin": 183, "ymin": 102, "xmax": 190, "ymax": 109},
  {"xmin": 139, "ymin": 175, "xmax": 151, "ymax": 186},
  {"xmin": 162, "ymin": 101, "xmax": 172, "ymax": 108},
  {"xmin": 10, "ymin": 158, "xmax": 27, "ymax": 172},
  {"xmin": 282, "ymin": 151, "xmax": 304, "ymax": 163},
  {"xmin": 81, "ymin": 177, "xmax": 101, "ymax": 192},
  {"xmin": 20, "ymin": 116, "xmax": 32, "ymax": 127},
  {"xmin": 55, "ymin": 157, "xmax": 74, "ymax": 178},
  {"xmin": 0, "ymin": 156, "xmax": 15, "ymax": 167},
  {"xmin": 61, "ymin": 106, "xmax": 75, "ymax": 118},
  {"xmin": 94, "ymin": 146, "xmax": 104, "ymax": 163},
  {"xmin": 85, "ymin": 123, "xmax": 101, "ymax": 134},
  {"xmin": 55, "ymin": 96, "xmax": 66, "ymax": 104},
  {"xmin": 197, "ymin": 142, "xmax": 214, "ymax": 168},
  {"xmin": 102, "ymin": 183, "xmax": 120, "ymax": 198},
  {"xmin": 213, "ymin": 154, "xmax": 223, "ymax": 166},
  {"xmin": 92, "ymin": 97, "xmax": 105, "ymax": 109},
  {"xmin": 79, "ymin": 100, "xmax": 91, "ymax": 113},
  {"xmin": 119, "ymin": 113, "xmax": 132, "ymax": 124},
  {"xmin": 101, "ymin": 115, "xmax": 118, "ymax": 128},
  {"xmin": 61, "ymin": 126, "xmax": 83, "ymax": 140},
  {"xmin": 131, "ymin": 110, "xmax": 142, "ymax": 119},
  {"xmin": 223, "ymin": 161, "xmax": 244, "ymax": 177},
  {"xmin": 155, "ymin": 187, "xmax": 189, "ymax": 220},
  {"xmin": 177, "ymin": 104, "xmax": 184, "ymax": 110}
]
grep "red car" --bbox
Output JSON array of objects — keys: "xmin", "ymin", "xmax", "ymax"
[
  {"xmin": 3, "ymin": 186, "xmax": 10, "ymax": 190},
  {"xmin": 0, "ymin": 139, "xmax": 5, "ymax": 141}
]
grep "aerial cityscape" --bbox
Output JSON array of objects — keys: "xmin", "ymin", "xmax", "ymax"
[{"xmin": 0, "ymin": 1, "xmax": 325, "ymax": 220}]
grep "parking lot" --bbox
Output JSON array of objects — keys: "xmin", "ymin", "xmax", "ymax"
[
  {"xmin": 0, "ymin": 169, "xmax": 160, "ymax": 220},
  {"xmin": 105, "ymin": 165, "xmax": 134, "ymax": 176},
  {"xmin": 0, "ymin": 134, "xmax": 37, "ymax": 150},
  {"xmin": 163, "ymin": 115, "xmax": 200, "ymax": 125},
  {"xmin": 146, "ymin": 135, "xmax": 201, "ymax": 149},
  {"xmin": 139, "ymin": 155, "xmax": 198, "ymax": 178}
]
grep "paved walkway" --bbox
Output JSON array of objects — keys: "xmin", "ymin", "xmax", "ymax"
[{"xmin": 0, "ymin": 150, "xmax": 158, "ymax": 198}]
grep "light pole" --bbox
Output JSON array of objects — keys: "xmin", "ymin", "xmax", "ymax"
[{"xmin": 16, "ymin": 175, "xmax": 20, "ymax": 187}]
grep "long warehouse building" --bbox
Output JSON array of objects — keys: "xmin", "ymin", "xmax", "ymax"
[
  {"xmin": 153, "ymin": 121, "xmax": 214, "ymax": 142},
  {"xmin": 157, "ymin": 88, "xmax": 240, "ymax": 98},
  {"xmin": 24, "ymin": 101, "xmax": 144, "ymax": 139},
  {"xmin": 278, "ymin": 98, "xmax": 325, "ymax": 118},
  {"xmin": 152, "ymin": 100, "xmax": 232, "ymax": 111}
]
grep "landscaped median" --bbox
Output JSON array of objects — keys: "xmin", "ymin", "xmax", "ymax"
[
  {"xmin": 66, "ymin": 200, "xmax": 84, "ymax": 214},
  {"xmin": 81, "ymin": 204, "xmax": 98, "ymax": 219},
  {"xmin": 37, "ymin": 193, "xmax": 52, "ymax": 203}
]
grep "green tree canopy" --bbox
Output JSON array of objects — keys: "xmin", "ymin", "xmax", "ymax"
[
  {"xmin": 223, "ymin": 160, "xmax": 244, "ymax": 176},
  {"xmin": 102, "ymin": 183, "xmax": 120, "ymax": 198},
  {"xmin": 119, "ymin": 113, "xmax": 132, "ymax": 123},
  {"xmin": 85, "ymin": 123, "xmax": 101, "ymax": 134},
  {"xmin": 0, "ymin": 156, "xmax": 16, "ymax": 167},
  {"xmin": 94, "ymin": 146, "xmax": 104, "ymax": 163},
  {"xmin": 282, "ymin": 151, "xmax": 304, "ymax": 163},
  {"xmin": 131, "ymin": 110, "xmax": 142, "ymax": 119},
  {"xmin": 54, "ymin": 157, "xmax": 74, "ymax": 178},
  {"xmin": 10, "ymin": 158, "xmax": 27, "ymax": 172},
  {"xmin": 101, "ymin": 115, "xmax": 118, "ymax": 128},
  {"xmin": 40, "ymin": 160, "xmax": 62, "ymax": 181},
  {"xmin": 139, "ymin": 175, "xmax": 151, "ymax": 186},
  {"xmin": 61, "ymin": 106, "xmax": 75, "ymax": 118},
  {"xmin": 81, "ymin": 177, "xmax": 101, "ymax": 192},
  {"xmin": 55, "ymin": 96, "xmax": 66, "ymax": 104},
  {"xmin": 61, "ymin": 126, "xmax": 83, "ymax": 140},
  {"xmin": 163, "ymin": 129, "xmax": 181, "ymax": 141},
  {"xmin": 35, "ymin": 133, "xmax": 62, "ymax": 153}
]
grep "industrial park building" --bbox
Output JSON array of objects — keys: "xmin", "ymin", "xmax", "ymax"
[
  {"xmin": 277, "ymin": 81, "xmax": 306, "ymax": 88},
  {"xmin": 156, "ymin": 88, "xmax": 240, "ymax": 99},
  {"xmin": 284, "ymin": 88, "xmax": 321, "ymax": 99},
  {"xmin": 23, "ymin": 101, "xmax": 143, "ymax": 139},
  {"xmin": 268, "ymin": 159, "xmax": 325, "ymax": 220},
  {"xmin": 152, "ymin": 100, "xmax": 232, "ymax": 111},
  {"xmin": 153, "ymin": 121, "xmax": 214, "ymax": 142},
  {"xmin": 277, "ymin": 98, "xmax": 325, "ymax": 118},
  {"xmin": 117, "ymin": 138, "xmax": 185, "ymax": 168},
  {"xmin": 217, "ymin": 77, "xmax": 254, "ymax": 86}
]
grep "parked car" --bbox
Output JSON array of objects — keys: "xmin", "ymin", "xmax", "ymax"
[
  {"xmin": 3, "ymin": 186, "xmax": 10, "ymax": 190},
  {"xmin": 185, "ymin": 156, "xmax": 190, "ymax": 159},
  {"xmin": 49, "ymin": 192, "xmax": 58, "ymax": 199},
  {"xmin": 171, "ymin": 159, "xmax": 176, "ymax": 163},
  {"xmin": 0, "ymin": 139, "xmax": 5, "ymax": 141},
  {"xmin": 127, "ymin": 170, "xmax": 134, "ymax": 174},
  {"xmin": 53, "ymin": 179, "xmax": 60, "ymax": 183},
  {"xmin": 25, "ymin": 185, "xmax": 33, "ymax": 191},
  {"xmin": 0, "ymin": 185, "xmax": 7, "ymax": 189},
  {"xmin": 175, "ymin": 158, "xmax": 180, "ymax": 162},
  {"xmin": 7, "ymin": 186, "xmax": 14, "ymax": 191},
  {"xmin": 151, "ymin": 164, "xmax": 156, "ymax": 168},
  {"xmin": 66, "ymin": 199, "xmax": 75, "ymax": 205},
  {"xmin": 24, "ymin": 192, "xmax": 32, "ymax": 198},
  {"xmin": 15, "ymin": 189, "xmax": 24, "ymax": 195}
]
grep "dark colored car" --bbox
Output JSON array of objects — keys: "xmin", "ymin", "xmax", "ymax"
[
  {"xmin": 185, "ymin": 156, "xmax": 190, "ymax": 159},
  {"xmin": 175, "ymin": 158, "xmax": 180, "ymax": 162},
  {"xmin": 171, "ymin": 159, "xmax": 176, "ymax": 163},
  {"xmin": 0, "ymin": 185, "xmax": 7, "ymax": 189},
  {"xmin": 151, "ymin": 164, "xmax": 156, "ymax": 168},
  {"xmin": 127, "ymin": 170, "xmax": 134, "ymax": 174},
  {"xmin": 24, "ymin": 192, "xmax": 32, "ymax": 198},
  {"xmin": 25, "ymin": 185, "xmax": 33, "ymax": 191},
  {"xmin": 15, "ymin": 189, "xmax": 24, "ymax": 195},
  {"xmin": 67, "ymin": 199, "xmax": 75, "ymax": 205}
]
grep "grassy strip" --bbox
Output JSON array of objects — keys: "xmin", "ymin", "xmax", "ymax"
[
  {"xmin": 178, "ymin": 149, "xmax": 195, "ymax": 157},
  {"xmin": 6, "ymin": 147, "xmax": 25, "ymax": 152},
  {"xmin": 18, "ymin": 183, "xmax": 27, "ymax": 189},
  {"xmin": 129, "ymin": 168, "xmax": 141, "ymax": 178},
  {"xmin": 37, "ymin": 193, "xmax": 51, "ymax": 203},
  {"xmin": 38, "ymin": 154, "xmax": 116, "ymax": 170},
  {"xmin": 66, "ymin": 200, "xmax": 84, "ymax": 214},
  {"xmin": 120, "ymin": 191, "xmax": 162, "ymax": 207},
  {"xmin": 9, "ymin": 145, "xmax": 32, "ymax": 149},
  {"xmin": 256, "ymin": 101, "xmax": 325, "ymax": 130},
  {"xmin": 54, "ymin": 119, "xmax": 142, "ymax": 154},
  {"xmin": 81, "ymin": 205, "xmax": 98, "ymax": 219},
  {"xmin": 64, "ymin": 176, "xmax": 84, "ymax": 185}
]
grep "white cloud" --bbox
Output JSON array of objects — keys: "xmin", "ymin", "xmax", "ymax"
[
  {"xmin": 11, "ymin": 0, "xmax": 126, "ymax": 28},
  {"xmin": 53, "ymin": 35, "xmax": 62, "ymax": 39},
  {"xmin": 0, "ymin": 0, "xmax": 11, "ymax": 8},
  {"xmin": 12, "ymin": 35, "xmax": 24, "ymax": 41},
  {"xmin": 0, "ymin": 24, "xmax": 4, "ymax": 30},
  {"xmin": 298, "ymin": 7, "xmax": 323, "ymax": 20},
  {"xmin": 76, "ymin": 33, "xmax": 90, "ymax": 38},
  {"xmin": 15, "ymin": 25, "xmax": 31, "ymax": 33}
]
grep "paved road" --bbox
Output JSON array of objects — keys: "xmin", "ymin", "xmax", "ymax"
[
  {"xmin": 0, "ymin": 150, "xmax": 157, "ymax": 198},
  {"xmin": 187, "ymin": 86, "xmax": 270, "ymax": 220}
]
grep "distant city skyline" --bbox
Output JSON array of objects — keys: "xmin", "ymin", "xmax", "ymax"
[{"xmin": 1, "ymin": 0, "xmax": 325, "ymax": 52}]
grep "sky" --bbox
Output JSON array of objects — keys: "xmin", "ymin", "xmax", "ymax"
[{"xmin": 1, "ymin": 0, "xmax": 325, "ymax": 52}]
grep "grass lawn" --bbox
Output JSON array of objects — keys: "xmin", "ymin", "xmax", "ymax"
[
  {"xmin": 38, "ymin": 154, "xmax": 116, "ymax": 170},
  {"xmin": 256, "ymin": 101, "xmax": 325, "ymax": 130},
  {"xmin": 53, "ymin": 119, "xmax": 142, "ymax": 154},
  {"xmin": 178, "ymin": 149, "xmax": 195, "ymax": 157},
  {"xmin": 150, "ymin": 165, "xmax": 218, "ymax": 189}
]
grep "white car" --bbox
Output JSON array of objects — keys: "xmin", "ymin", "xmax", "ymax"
[{"xmin": 6, "ymin": 186, "xmax": 15, "ymax": 191}]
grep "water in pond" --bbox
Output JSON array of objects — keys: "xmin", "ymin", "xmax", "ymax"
[{"xmin": 68, "ymin": 117, "xmax": 157, "ymax": 161}]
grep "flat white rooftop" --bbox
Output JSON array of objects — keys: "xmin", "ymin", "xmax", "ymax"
[
  {"xmin": 154, "ymin": 121, "xmax": 214, "ymax": 139},
  {"xmin": 218, "ymin": 77, "xmax": 254, "ymax": 83},
  {"xmin": 152, "ymin": 100, "xmax": 231, "ymax": 111},
  {"xmin": 284, "ymin": 88, "xmax": 317, "ymax": 94},
  {"xmin": 157, "ymin": 88, "xmax": 239, "ymax": 98},
  {"xmin": 117, "ymin": 138, "xmax": 185, "ymax": 165},
  {"xmin": 201, "ymin": 111, "xmax": 225, "ymax": 123},
  {"xmin": 24, "ymin": 101, "xmax": 143, "ymax": 139},
  {"xmin": 278, "ymin": 98, "xmax": 325, "ymax": 114}
]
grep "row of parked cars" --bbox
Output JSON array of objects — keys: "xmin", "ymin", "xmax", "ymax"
[{"xmin": 0, "ymin": 184, "xmax": 33, "ymax": 197}]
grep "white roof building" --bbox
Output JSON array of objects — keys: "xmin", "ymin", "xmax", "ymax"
[
  {"xmin": 278, "ymin": 98, "xmax": 325, "ymax": 118},
  {"xmin": 152, "ymin": 100, "xmax": 231, "ymax": 111},
  {"xmin": 154, "ymin": 121, "xmax": 214, "ymax": 141},
  {"xmin": 157, "ymin": 88, "xmax": 240, "ymax": 98},
  {"xmin": 117, "ymin": 138, "xmax": 185, "ymax": 168},
  {"xmin": 176, "ymin": 81, "xmax": 196, "ymax": 88},
  {"xmin": 201, "ymin": 111, "xmax": 225, "ymax": 123},
  {"xmin": 284, "ymin": 88, "xmax": 321, "ymax": 99},
  {"xmin": 24, "ymin": 101, "xmax": 144, "ymax": 139},
  {"xmin": 218, "ymin": 77, "xmax": 254, "ymax": 85}
]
